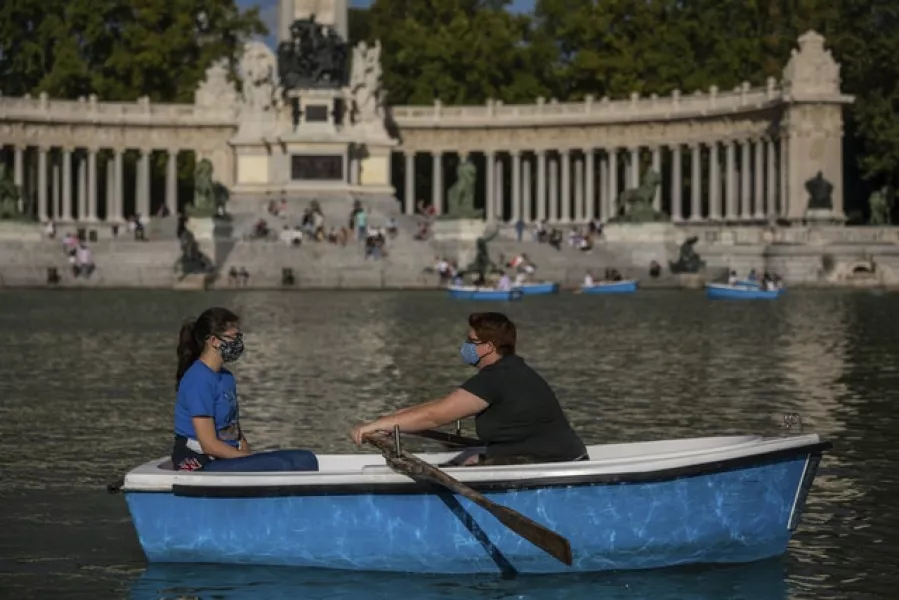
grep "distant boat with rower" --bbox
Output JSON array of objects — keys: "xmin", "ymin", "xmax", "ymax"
[
  {"xmin": 579, "ymin": 268, "xmax": 638, "ymax": 294},
  {"xmin": 707, "ymin": 270, "xmax": 785, "ymax": 300}
]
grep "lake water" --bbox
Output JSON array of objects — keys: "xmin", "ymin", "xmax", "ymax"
[{"xmin": 0, "ymin": 289, "xmax": 895, "ymax": 599}]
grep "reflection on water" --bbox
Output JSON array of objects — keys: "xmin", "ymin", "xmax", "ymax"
[
  {"xmin": 1, "ymin": 289, "xmax": 898, "ymax": 598},
  {"xmin": 131, "ymin": 560, "xmax": 789, "ymax": 600}
]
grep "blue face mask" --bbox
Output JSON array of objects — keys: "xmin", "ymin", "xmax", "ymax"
[{"xmin": 460, "ymin": 342, "xmax": 481, "ymax": 366}]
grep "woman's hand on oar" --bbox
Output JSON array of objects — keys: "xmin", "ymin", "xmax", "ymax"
[{"xmin": 363, "ymin": 433, "xmax": 573, "ymax": 567}]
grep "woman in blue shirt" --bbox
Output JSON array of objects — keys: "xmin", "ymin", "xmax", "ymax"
[{"xmin": 172, "ymin": 307, "xmax": 318, "ymax": 472}]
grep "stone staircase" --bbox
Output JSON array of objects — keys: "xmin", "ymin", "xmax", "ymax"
[
  {"xmin": 0, "ymin": 238, "xmax": 182, "ymax": 288},
  {"xmin": 212, "ymin": 196, "xmax": 438, "ymax": 289}
]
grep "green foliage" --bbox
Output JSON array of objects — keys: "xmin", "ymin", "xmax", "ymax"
[
  {"xmin": 367, "ymin": 0, "xmax": 550, "ymax": 105},
  {"xmin": 0, "ymin": 0, "xmax": 266, "ymax": 102}
]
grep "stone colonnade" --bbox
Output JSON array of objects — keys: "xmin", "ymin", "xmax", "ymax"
[
  {"xmin": 400, "ymin": 137, "xmax": 783, "ymax": 223},
  {"xmin": 0, "ymin": 143, "xmax": 183, "ymax": 223}
]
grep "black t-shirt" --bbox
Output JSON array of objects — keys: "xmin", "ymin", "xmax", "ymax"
[{"xmin": 460, "ymin": 354, "xmax": 587, "ymax": 461}]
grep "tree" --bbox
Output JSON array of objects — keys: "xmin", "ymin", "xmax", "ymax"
[
  {"xmin": 0, "ymin": 0, "xmax": 266, "ymax": 102},
  {"xmin": 367, "ymin": 0, "xmax": 549, "ymax": 105}
]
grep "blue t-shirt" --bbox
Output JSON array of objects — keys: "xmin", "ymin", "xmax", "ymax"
[{"xmin": 174, "ymin": 360, "xmax": 241, "ymax": 447}]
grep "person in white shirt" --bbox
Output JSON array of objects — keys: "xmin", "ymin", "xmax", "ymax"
[
  {"xmin": 727, "ymin": 270, "xmax": 738, "ymax": 285},
  {"xmin": 583, "ymin": 272, "xmax": 594, "ymax": 287},
  {"xmin": 496, "ymin": 273, "xmax": 512, "ymax": 291},
  {"xmin": 514, "ymin": 272, "xmax": 527, "ymax": 287}
]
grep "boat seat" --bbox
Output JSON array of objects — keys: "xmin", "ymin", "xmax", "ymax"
[{"xmin": 157, "ymin": 459, "xmax": 176, "ymax": 471}]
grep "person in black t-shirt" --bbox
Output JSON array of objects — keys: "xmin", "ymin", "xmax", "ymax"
[{"xmin": 351, "ymin": 312, "xmax": 587, "ymax": 465}]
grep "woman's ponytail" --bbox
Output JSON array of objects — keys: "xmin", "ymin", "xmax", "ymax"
[{"xmin": 175, "ymin": 320, "xmax": 201, "ymax": 389}]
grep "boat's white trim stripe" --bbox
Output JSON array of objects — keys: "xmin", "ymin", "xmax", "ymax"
[{"xmin": 787, "ymin": 455, "xmax": 811, "ymax": 530}]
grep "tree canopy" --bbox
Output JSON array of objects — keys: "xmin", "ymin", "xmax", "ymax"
[
  {"xmin": 0, "ymin": 0, "xmax": 265, "ymax": 102},
  {"xmin": 360, "ymin": 0, "xmax": 899, "ymax": 205}
]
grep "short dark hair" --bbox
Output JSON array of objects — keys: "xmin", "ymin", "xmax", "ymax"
[{"xmin": 468, "ymin": 312, "xmax": 516, "ymax": 356}]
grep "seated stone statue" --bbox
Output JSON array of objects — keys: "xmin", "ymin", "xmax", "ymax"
[
  {"xmin": 441, "ymin": 159, "xmax": 483, "ymax": 220},
  {"xmin": 805, "ymin": 171, "xmax": 833, "ymax": 211},
  {"xmin": 669, "ymin": 236, "xmax": 706, "ymax": 274}
]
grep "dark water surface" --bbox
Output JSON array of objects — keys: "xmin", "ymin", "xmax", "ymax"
[{"xmin": 0, "ymin": 289, "xmax": 896, "ymax": 599}]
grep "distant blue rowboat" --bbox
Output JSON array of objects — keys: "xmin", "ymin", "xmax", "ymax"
[
  {"xmin": 120, "ymin": 433, "xmax": 828, "ymax": 575},
  {"xmin": 707, "ymin": 283, "xmax": 784, "ymax": 300},
  {"xmin": 446, "ymin": 285, "xmax": 523, "ymax": 301},
  {"xmin": 580, "ymin": 280, "xmax": 638, "ymax": 294},
  {"xmin": 515, "ymin": 281, "xmax": 560, "ymax": 296}
]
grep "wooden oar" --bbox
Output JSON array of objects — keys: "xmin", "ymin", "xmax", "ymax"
[{"xmin": 364, "ymin": 433, "xmax": 573, "ymax": 566}]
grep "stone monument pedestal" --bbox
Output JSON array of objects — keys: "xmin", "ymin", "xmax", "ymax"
[
  {"xmin": 432, "ymin": 219, "xmax": 486, "ymax": 242},
  {"xmin": 804, "ymin": 208, "xmax": 846, "ymax": 225},
  {"xmin": 602, "ymin": 222, "xmax": 679, "ymax": 243},
  {"xmin": 432, "ymin": 219, "xmax": 488, "ymax": 270}
]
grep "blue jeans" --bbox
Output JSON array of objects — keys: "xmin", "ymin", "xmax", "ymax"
[{"xmin": 202, "ymin": 449, "xmax": 319, "ymax": 472}]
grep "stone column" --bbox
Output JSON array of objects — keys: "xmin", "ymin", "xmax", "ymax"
[
  {"xmin": 766, "ymin": 139, "xmax": 778, "ymax": 218},
  {"xmin": 598, "ymin": 155, "xmax": 608, "ymax": 220},
  {"xmin": 740, "ymin": 140, "xmax": 752, "ymax": 220},
  {"xmin": 37, "ymin": 147, "xmax": 49, "ymax": 222},
  {"xmin": 690, "ymin": 144, "xmax": 702, "ymax": 221},
  {"xmin": 106, "ymin": 158, "xmax": 115, "ymax": 221},
  {"xmin": 779, "ymin": 138, "xmax": 788, "ymax": 217},
  {"xmin": 725, "ymin": 140, "xmax": 736, "ymax": 220},
  {"xmin": 52, "ymin": 158, "xmax": 61, "ymax": 220},
  {"xmin": 485, "ymin": 150, "xmax": 495, "ymax": 222},
  {"xmin": 651, "ymin": 147, "xmax": 661, "ymax": 211},
  {"xmin": 86, "ymin": 148, "xmax": 98, "ymax": 221},
  {"xmin": 431, "ymin": 152, "xmax": 443, "ymax": 215},
  {"xmin": 708, "ymin": 143, "xmax": 720, "ymax": 220},
  {"xmin": 754, "ymin": 139, "xmax": 765, "ymax": 220},
  {"xmin": 548, "ymin": 155, "xmax": 559, "ymax": 222},
  {"xmin": 574, "ymin": 157, "xmax": 584, "ymax": 222},
  {"xmin": 494, "ymin": 156, "xmax": 503, "ymax": 220},
  {"xmin": 536, "ymin": 150, "xmax": 546, "ymax": 222},
  {"xmin": 511, "ymin": 150, "xmax": 521, "ymax": 222},
  {"xmin": 560, "ymin": 150, "xmax": 571, "ymax": 222},
  {"xmin": 165, "ymin": 149, "xmax": 178, "ymax": 217},
  {"xmin": 670, "ymin": 144, "xmax": 682, "ymax": 221},
  {"xmin": 522, "ymin": 158, "xmax": 532, "ymax": 222},
  {"xmin": 403, "ymin": 152, "xmax": 415, "ymax": 215},
  {"xmin": 113, "ymin": 150, "xmax": 124, "ymax": 221},
  {"xmin": 62, "ymin": 148, "xmax": 73, "ymax": 222},
  {"xmin": 13, "ymin": 145, "xmax": 25, "ymax": 189},
  {"xmin": 137, "ymin": 150, "xmax": 151, "ymax": 218},
  {"xmin": 629, "ymin": 147, "xmax": 639, "ymax": 187},
  {"xmin": 78, "ymin": 153, "xmax": 87, "ymax": 221},
  {"xmin": 585, "ymin": 149, "xmax": 595, "ymax": 222},
  {"xmin": 608, "ymin": 150, "xmax": 619, "ymax": 219},
  {"xmin": 349, "ymin": 155, "xmax": 360, "ymax": 185}
]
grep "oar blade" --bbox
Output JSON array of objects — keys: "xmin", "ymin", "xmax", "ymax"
[{"xmin": 488, "ymin": 504, "xmax": 573, "ymax": 566}]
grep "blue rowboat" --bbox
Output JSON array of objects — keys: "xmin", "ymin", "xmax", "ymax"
[
  {"xmin": 580, "ymin": 280, "xmax": 638, "ymax": 294},
  {"xmin": 446, "ymin": 285, "xmax": 523, "ymax": 301},
  {"xmin": 119, "ymin": 433, "xmax": 828, "ymax": 575},
  {"xmin": 735, "ymin": 279, "xmax": 761, "ymax": 288},
  {"xmin": 707, "ymin": 283, "xmax": 784, "ymax": 300},
  {"xmin": 515, "ymin": 281, "xmax": 560, "ymax": 296}
]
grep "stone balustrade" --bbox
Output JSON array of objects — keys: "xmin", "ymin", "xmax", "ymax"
[
  {"xmin": 0, "ymin": 92, "xmax": 236, "ymax": 126},
  {"xmin": 391, "ymin": 80, "xmax": 780, "ymax": 128}
]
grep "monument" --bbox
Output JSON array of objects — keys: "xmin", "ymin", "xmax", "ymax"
[
  {"xmin": 804, "ymin": 170, "xmax": 843, "ymax": 223},
  {"xmin": 432, "ymin": 155, "xmax": 488, "ymax": 265},
  {"xmin": 211, "ymin": 0, "xmax": 395, "ymax": 204}
]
